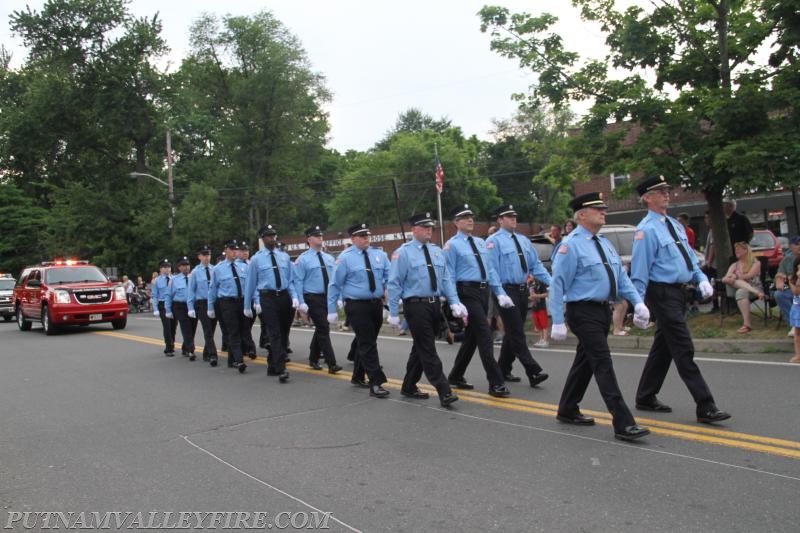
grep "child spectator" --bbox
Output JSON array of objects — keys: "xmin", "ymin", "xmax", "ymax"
[
  {"xmin": 529, "ymin": 278, "xmax": 549, "ymax": 347},
  {"xmin": 789, "ymin": 257, "xmax": 800, "ymax": 363}
]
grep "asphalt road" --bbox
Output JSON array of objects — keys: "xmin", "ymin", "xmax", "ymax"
[{"xmin": 1, "ymin": 314, "xmax": 798, "ymax": 532}]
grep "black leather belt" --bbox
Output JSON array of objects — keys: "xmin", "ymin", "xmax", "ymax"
[
  {"xmin": 259, "ymin": 289, "xmax": 288, "ymax": 297},
  {"xmin": 404, "ymin": 296, "xmax": 439, "ymax": 304},
  {"xmin": 457, "ymin": 281, "xmax": 488, "ymax": 289},
  {"xmin": 568, "ymin": 300, "xmax": 610, "ymax": 307},
  {"xmin": 503, "ymin": 283, "xmax": 527, "ymax": 292},
  {"xmin": 195, "ymin": 299, "xmax": 207, "ymax": 303},
  {"xmin": 345, "ymin": 298, "xmax": 382, "ymax": 304},
  {"xmin": 216, "ymin": 297, "xmax": 242, "ymax": 302},
  {"xmin": 650, "ymin": 281, "xmax": 689, "ymax": 290}
]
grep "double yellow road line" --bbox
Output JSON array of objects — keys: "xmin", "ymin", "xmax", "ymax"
[{"xmin": 97, "ymin": 330, "xmax": 800, "ymax": 460}]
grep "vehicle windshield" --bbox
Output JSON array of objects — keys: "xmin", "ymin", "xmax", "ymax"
[
  {"xmin": 0, "ymin": 279, "xmax": 14, "ymax": 290},
  {"xmin": 750, "ymin": 232, "xmax": 774, "ymax": 250},
  {"xmin": 45, "ymin": 266, "xmax": 108, "ymax": 284}
]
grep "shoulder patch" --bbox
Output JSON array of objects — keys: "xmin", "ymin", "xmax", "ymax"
[
  {"xmin": 391, "ymin": 252, "xmax": 400, "ymax": 260},
  {"xmin": 443, "ymin": 243, "xmax": 451, "ymax": 251},
  {"xmin": 635, "ymin": 231, "xmax": 645, "ymax": 240},
  {"xmin": 335, "ymin": 259, "xmax": 341, "ymax": 265},
  {"xmin": 558, "ymin": 244, "xmax": 569, "ymax": 254},
  {"xmin": 486, "ymin": 242, "xmax": 495, "ymax": 249}
]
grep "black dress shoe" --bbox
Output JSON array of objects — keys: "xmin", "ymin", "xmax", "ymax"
[
  {"xmin": 266, "ymin": 368, "xmax": 279, "ymax": 376},
  {"xmin": 165, "ymin": 351, "xmax": 175, "ymax": 357},
  {"xmin": 448, "ymin": 378, "xmax": 474, "ymax": 390},
  {"xmin": 369, "ymin": 385, "xmax": 390, "ymax": 398},
  {"xmin": 247, "ymin": 352, "xmax": 257, "ymax": 360},
  {"xmin": 440, "ymin": 392, "xmax": 459, "ymax": 407},
  {"xmin": 697, "ymin": 409, "xmax": 731, "ymax": 424},
  {"xmin": 209, "ymin": 358, "xmax": 218, "ymax": 367},
  {"xmin": 237, "ymin": 362, "xmax": 247, "ymax": 374},
  {"xmin": 636, "ymin": 398, "xmax": 672, "ymax": 413},
  {"xmin": 309, "ymin": 361, "xmax": 323, "ymax": 370},
  {"xmin": 488, "ymin": 385, "xmax": 511, "ymax": 398},
  {"xmin": 202, "ymin": 355, "xmax": 210, "ymax": 362},
  {"xmin": 615, "ymin": 425, "xmax": 651, "ymax": 441},
  {"xmin": 557, "ymin": 413, "xmax": 595, "ymax": 425},
  {"xmin": 188, "ymin": 354, "xmax": 196, "ymax": 362},
  {"xmin": 182, "ymin": 351, "xmax": 190, "ymax": 357},
  {"xmin": 401, "ymin": 388, "xmax": 430, "ymax": 399},
  {"xmin": 504, "ymin": 373, "xmax": 522, "ymax": 382},
  {"xmin": 278, "ymin": 371, "xmax": 290, "ymax": 383},
  {"xmin": 350, "ymin": 378, "xmax": 370, "ymax": 389},
  {"xmin": 528, "ymin": 372, "xmax": 549, "ymax": 387},
  {"xmin": 328, "ymin": 364, "xmax": 343, "ymax": 374}
]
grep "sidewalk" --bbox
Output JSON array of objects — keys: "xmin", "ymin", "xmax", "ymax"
[{"xmin": 551, "ymin": 333, "xmax": 795, "ymax": 354}]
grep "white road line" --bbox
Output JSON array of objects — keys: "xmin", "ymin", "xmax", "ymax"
[
  {"xmin": 386, "ymin": 399, "xmax": 800, "ymax": 483},
  {"xmin": 181, "ymin": 435, "xmax": 363, "ymax": 533}
]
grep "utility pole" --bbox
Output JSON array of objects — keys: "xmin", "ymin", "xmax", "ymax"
[{"xmin": 166, "ymin": 130, "xmax": 175, "ymax": 234}]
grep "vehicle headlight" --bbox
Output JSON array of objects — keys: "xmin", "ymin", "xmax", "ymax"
[
  {"xmin": 115, "ymin": 286, "xmax": 126, "ymax": 301},
  {"xmin": 54, "ymin": 290, "xmax": 71, "ymax": 304}
]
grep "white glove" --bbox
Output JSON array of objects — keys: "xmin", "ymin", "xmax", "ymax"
[
  {"xmin": 292, "ymin": 298, "xmax": 300, "ymax": 309},
  {"xmin": 298, "ymin": 303, "xmax": 309, "ymax": 314},
  {"xmin": 207, "ymin": 310, "xmax": 215, "ymax": 319},
  {"xmin": 450, "ymin": 304, "xmax": 467, "ymax": 318},
  {"xmin": 327, "ymin": 312, "xmax": 339, "ymax": 324},
  {"xmin": 188, "ymin": 310, "xmax": 196, "ymax": 319},
  {"xmin": 243, "ymin": 308, "xmax": 253, "ymax": 318},
  {"xmin": 388, "ymin": 315, "xmax": 400, "ymax": 327},
  {"xmin": 165, "ymin": 312, "xmax": 174, "ymax": 319},
  {"xmin": 497, "ymin": 295, "xmax": 514, "ymax": 308},
  {"xmin": 699, "ymin": 280, "xmax": 714, "ymax": 300},
  {"xmin": 382, "ymin": 308, "xmax": 389, "ymax": 321},
  {"xmin": 336, "ymin": 300, "xmax": 344, "ymax": 310},
  {"xmin": 633, "ymin": 302, "xmax": 651, "ymax": 329},
  {"xmin": 253, "ymin": 303, "xmax": 262, "ymax": 315},
  {"xmin": 153, "ymin": 310, "xmax": 160, "ymax": 317},
  {"xmin": 551, "ymin": 323, "xmax": 568, "ymax": 341}
]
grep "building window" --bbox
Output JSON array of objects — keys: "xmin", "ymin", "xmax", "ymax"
[{"xmin": 610, "ymin": 173, "xmax": 629, "ymax": 190}]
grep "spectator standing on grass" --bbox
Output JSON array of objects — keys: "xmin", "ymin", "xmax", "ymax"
[{"xmin": 788, "ymin": 257, "xmax": 800, "ymax": 364}]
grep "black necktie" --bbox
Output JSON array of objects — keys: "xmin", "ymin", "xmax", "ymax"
[
  {"xmin": 270, "ymin": 252, "xmax": 282, "ymax": 289},
  {"xmin": 592, "ymin": 236, "xmax": 617, "ymax": 301},
  {"xmin": 184, "ymin": 274, "xmax": 189, "ymax": 288},
  {"xmin": 467, "ymin": 236, "xmax": 487, "ymax": 281},
  {"xmin": 422, "ymin": 244, "xmax": 438, "ymax": 292},
  {"xmin": 205, "ymin": 266, "xmax": 211, "ymax": 285},
  {"xmin": 317, "ymin": 251, "xmax": 329, "ymax": 293},
  {"xmin": 230, "ymin": 262, "xmax": 242, "ymax": 299},
  {"xmin": 511, "ymin": 233, "xmax": 528, "ymax": 273},
  {"xmin": 666, "ymin": 219, "xmax": 694, "ymax": 271},
  {"xmin": 363, "ymin": 250, "xmax": 376, "ymax": 293}
]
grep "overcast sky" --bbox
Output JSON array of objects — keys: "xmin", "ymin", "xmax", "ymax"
[{"xmin": 1, "ymin": 0, "xmax": 617, "ymax": 152}]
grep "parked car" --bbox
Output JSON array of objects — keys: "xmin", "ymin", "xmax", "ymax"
[
  {"xmin": 750, "ymin": 229, "xmax": 784, "ymax": 275},
  {"xmin": 0, "ymin": 274, "xmax": 15, "ymax": 321},
  {"xmin": 14, "ymin": 260, "xmax": 128, "ymax": 335}
]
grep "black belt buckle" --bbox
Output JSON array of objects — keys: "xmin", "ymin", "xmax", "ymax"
[
  {"xmin": 478, "ymin": 281, "xmax": 488, "ymax": 289},
  {"xmin": 427, "ymin": 296, "xmax": 437, "ymax": 304}
]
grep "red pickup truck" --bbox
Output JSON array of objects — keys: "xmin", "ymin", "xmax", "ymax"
[{"xmin": 14, "ymin": 260, "xmax": 128, "ymax": 335}]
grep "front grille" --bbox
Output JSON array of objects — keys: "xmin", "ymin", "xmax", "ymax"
[{"xmin": 73, "ymin": 289, "xmax": 112, "ymax": 305}]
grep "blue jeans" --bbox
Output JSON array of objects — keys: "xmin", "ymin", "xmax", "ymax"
[{"xmin": 774, "ymin": 289, "xmax": 792, "ymax": 322}]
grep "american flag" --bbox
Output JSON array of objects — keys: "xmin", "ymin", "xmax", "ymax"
[{"xmin": 435, "ymin": 157, "xmax": 444, "ymax": 194}]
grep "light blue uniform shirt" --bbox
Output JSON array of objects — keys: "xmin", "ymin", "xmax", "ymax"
[
  {"xmin": 294, "ymin": 248, "xmax": 335, "ymax": 304},
  {"xmin": 444, "ymin": 231, "xmax": 507, "ymax": 297},
  {"xmin": 244, "ymin": 248, "xmax": 297, "ymax": 309},
  {"xmin": 208, "ymin": 259, "xmax": 247, "ymax": 313},
  {"xmin": 486, "ymin": 228, "xmax": 552, "ymax": 286},
  {"xmin": 165, "ymin": 272, "xmax": 190, "ymax": 313},
  {"xmin": 630, "ymin": 210, "xmax": 708, "ymax": 298},
  {"xmin": 150, "ymin": 274, "xmax": 171, "ymax": 309},
  {"xmin": 327, "ymin": 246, "xmax": 390, "ymax": 312},
  {"xmin": 549, "ymin": 225, "xmax": 642, "ymax": 325},
  {"xmin": 187, "ymin": 263, "xmax": 213, "ymax": 313},
  {"xmin": 388, "ymin": 239, "xmax": 460, "ymax": 316}
]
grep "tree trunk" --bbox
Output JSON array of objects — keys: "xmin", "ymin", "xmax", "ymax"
[{"xmin": 705, "ymin": 187, "xmax": 733, "ymax": 279}]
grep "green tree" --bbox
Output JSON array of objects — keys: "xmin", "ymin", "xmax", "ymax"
[
  {"xmin": 480, "ymin": 1, "xmax": 800, "ymax": 273},
  {"xmin": 0, "ymin": 184, "xmax": 48, "ymax": 274}
]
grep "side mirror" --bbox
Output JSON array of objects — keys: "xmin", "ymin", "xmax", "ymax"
[{"xmin": 26, "ymin": 279, "xmax": 41, "ymax": 288}]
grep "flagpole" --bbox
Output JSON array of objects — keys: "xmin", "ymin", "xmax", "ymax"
[{"xmin": 434, "ymin": 144, "xmax": 445, "ymax": 245}]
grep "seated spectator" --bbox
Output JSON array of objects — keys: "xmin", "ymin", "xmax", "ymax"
[
  {"xmin": 773, "ymin": 236, "xmax": 800, "ymax": 336},
  {"xmin": 722, "ymin": 242, "xmax": 764, "ymax": 333}
]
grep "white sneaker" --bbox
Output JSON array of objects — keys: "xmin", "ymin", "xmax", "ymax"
[
  {"xmin": 789, "ymin": 328, "xmax": 795, "ymax": 337},
  {"xmin": 534, "ymin": 339, "xmax": 549, "ymax": 348}
]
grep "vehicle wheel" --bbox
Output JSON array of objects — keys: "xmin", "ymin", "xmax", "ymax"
[
  {"xmin": 3, "ymin": 315, "xmax": 12, "ymax": 322},
  {"xmin": 41, "ymin": 304, "xmax": 58, "ymax": 335},
  {"xmin": 16, "ymin": 306, "xmax": 31, "ymax": 331},
  {"xmin": 111, "ymin": 318, "xmax": 127, "ymax": 330}
]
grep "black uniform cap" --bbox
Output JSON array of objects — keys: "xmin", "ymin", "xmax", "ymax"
[
  {"xmin": 449, "ymin": 204, "xmax": 474, "ymax": 219},
  {"xmin": 409, "ymin": 212, "xmax": 436, "ymax": 227},
  {"xmin": 239, "ymin": 241, "xmax": 249, "ymax": 251},
  {"xmin": 224, "ymin": 239, "xmax": 240, "ymax": 250},
  {"xmin": 493, "ymin": 204, "xmax": 517, "ymax": 218},
  {"xmin": 348, "ymin": 223, "xmax": 370, "ymax": 236},
  {"xmin": 305, "ymin": 225, "xmax": 324, "ymax": 237},
  {"xmin": 176, "ymin": 256, "xmax": 190, "ymax": 266},
  {"xmin": 635, "ymin": 174, "xmax": 670, "ymax": 196},
  {"xmin": 197, "ymin": 245, "xmax": 211, "ymax": 255},
  {"xmin": 158, "ymin": 258, "xmax": 171, "ymax": 268},
  {"xmin": 569, "ymin": 192, "xmax": 609, "ymax": 212},
  {"xmin": 258, "ymin": 224, "xmax": 277, "ymax": 237}
]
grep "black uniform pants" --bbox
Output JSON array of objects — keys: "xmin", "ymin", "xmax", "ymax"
[
  {"xmin": 305, "ymin": 293, "xmax": 337, "ymax": 367},
  {"xmin": 194, "ymin": 299, "xmax": 217, "ymax": 358},
  {"xmin": 157, "ymin": 301, "xmax": 176, "ymax": 352},
  {"xmin": 402, "ymin": 299, "xmax": 451, "ymax": 397},
  {"xmin": 449, "ymin": 285, "xmax": 504, "ymax": 388},
  {"xmin": 497, "ymin": 285, "xmax": 543, "ymax": 377},
  {"xmin": 217, "ymin": 298, "xmax": 247, "ymax": 365},
  {"xmin": 171, "ymin": 301, "xmax": 196, "ymax": 355},
  {"xmin": 637, "ymin": 283, "xmax": 716, "ymax": 414},
  {"xmin": 242, "ymin": 305, "xmax": 257, "ymax": 356},
  {"xmin": 561, "ymin": 302, "xmax": 635, "ymax": 433},
  {"xmin": 260, "ymin": 290, "xmax": 292, "ymax": 374},
  {"xmin": 344, "ymin": 299, "xmax": 387, "ymax": 385}
]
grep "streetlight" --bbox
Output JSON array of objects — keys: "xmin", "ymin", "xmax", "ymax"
[{"xmin": 129, "ymin": 171, "xmax": 176, "ymax": 232}]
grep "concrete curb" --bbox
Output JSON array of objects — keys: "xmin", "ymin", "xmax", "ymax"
[{"xmin": 543, "ymin": 335, "xmax": 795, "ymax": 354}]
